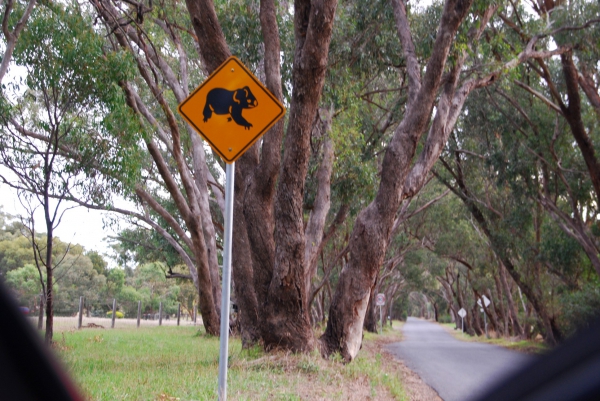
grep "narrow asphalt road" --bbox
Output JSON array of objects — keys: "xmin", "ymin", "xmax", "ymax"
[{"xmin": 386, "ymin": 317, "xmax": 534, "ymax": 401}]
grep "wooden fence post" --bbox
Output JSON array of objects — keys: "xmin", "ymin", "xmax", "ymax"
[
  {"xmin": 78, "ymin": 296, "xmax": 84, "ymax": 329},
  {"xmin": 177, "ymin": 303, "xmax": 181, "ymax": 326},
  {"xmin": 159, "ymin": 302, "xmax": 163, "ymax": 326},
  {"xmin": 137, "ymin": 300, "xmax": 142, "ymax": 328},
  {"xmin": 111, "ymin": 298, "xmax": 116, "ymax": 329},
  {"xmin": 193, "ymin": 305, "xmax": 197, "ymax": 325}
]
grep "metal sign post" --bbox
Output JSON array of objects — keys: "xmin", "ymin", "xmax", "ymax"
[
  {"xmin": 218, "ymin": 162, "xmax": 235, "ymax": 401},
  {"xmin": 478, "ymin": 296, "xmax": 491, "ymax": 339},
  {"xmin": 484, "ymin": 310, "xmax": 488, "ymax": 338},
  {"xmin": 458, "ymin": 308, "xmax": 466, "ymax": 333},
  {"xmin": 177, "ymin": 56, "xmax": 286, "ymax": 401}
]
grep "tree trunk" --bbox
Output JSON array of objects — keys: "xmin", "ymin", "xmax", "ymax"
[
  {"xmin": 560, "ymin": 53, "xmax": 600, "ymax": 209},
  {"xmin": 188, "ymin": 221, "xmax": 220, "ymax": 335},
  {"xmin": 44, "ymin": 223, "xmax": 54, "ymax": 344},
  {"xmin": 262, "ymin": 0, "xmax": 338, "ymax": 353},
  {"xmin": 363, "ymin": 285, "xmax": 378, "ymax": 333},
  {"xmin": 231, "ymin": 156, "xmax": 261, "ymax": 347},
  {"xmin": 432, "ymin": 301, "xmax": 439, "ymax": 322},
  {"xmin": 88, "ymin": 0, "xmax": 222, "ymax": 335},
  {"xmin": 321, "ymin": 0, "xmax": 475, "ymax": 361},
  {"xmin": 37, "ymin": 294, "xmax": 44, "ymax": 330},
  {"xmin": 577, "ymin": 67, "xmax": 600, "ymax": 117},
  {"xmin": 493, "ymin": 273, "xmax": 508, "ymax": 336},
  {"xmin": 191, "ymin": 135, "xmax": 223, "ymax": 316},
  {"xmin": 305, "ymin": 112, "xmax": 335, "ymax": 295},
  {"xmin": 472, "ymin": 305, "xmax": 483, "ymax": 336},
  {"xmin": 465, "ymin": 195, "xmax": 560, "ymax": 344},
  {"xmin": 483, "ymin": 289, "xmax": 500, "ymax": 337},
  {"xmin": 499, "ymin": 260, "xmax": 523, "ymax": 337},
  {"xmin": 0, "ymin": 0, "xmax": 36, "ymax": 83},
  {"xmin": 437, "ymin": 140, "xmax": 562, "ymax": 345},
  {"xmin": 439, "ymin": 279, "xmax": 460, "ymax": 329}
]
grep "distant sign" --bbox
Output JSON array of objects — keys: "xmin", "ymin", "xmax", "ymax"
[
  {"xmin": 376, "ymin": 293, "xmax": 386, "ymax": 306},
  {"xmin": 477, "ymin": 295, "xmax": 491, "ymax": 308},
  {"xmin": 458, "ymin": 308, "xmax": 466, "ymax": 318},
  {"xmin": 178, "ymin": 56, "xmax": 286, "ymax": 163}
]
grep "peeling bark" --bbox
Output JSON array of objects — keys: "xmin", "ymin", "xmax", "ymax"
[
  {"xmin": 305, "ymin": 112, "xmax": 335, "ymax": 295},
  {"xmin": 264, "ymin": 0, "xmax": 338, "ymax": 352}
]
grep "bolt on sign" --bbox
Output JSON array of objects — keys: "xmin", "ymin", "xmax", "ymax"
[{"xmin": 178, "ymin": 56, "xmax": 286, "ymax": 163}]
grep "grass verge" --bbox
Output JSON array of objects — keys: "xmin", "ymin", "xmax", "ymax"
[
  {"xmin": 439, "ymin": 323, "xmax": 548, "ymax": 354},
  {"xmin": 55, "ymin": 323, "xmax": 408, "ymax": 401}
]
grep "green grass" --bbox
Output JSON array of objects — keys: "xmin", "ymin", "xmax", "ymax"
[
  {"xmin": 439, "ymin": 323, "xmax": 548, "ymax": 354},
  {"xmin": 59, "ymin": 327, "xmax": 224, "ymax": 400},
  {"xmin": 354, "ymin": 322, "xmax": 406, "ymax": 400},
  {"xmin": 56, "ymin": 324, "xmax": 407, "ymax": 401}
]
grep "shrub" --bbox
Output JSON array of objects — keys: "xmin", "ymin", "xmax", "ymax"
[
  {"xmin": 107, "ymin": 311, "xmax": 124, "ymax": 319},
  {"xmin": 438, "ymin": 314, "xmax": 453, "ymax": 324},
  {"xmin": 558, "ymin": 283, "xmax": 600, "ymax": 336}
]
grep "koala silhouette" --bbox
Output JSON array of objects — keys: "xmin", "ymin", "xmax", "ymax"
[{"xmin": 202, "ymin": 86, "xmax": 258, "ymax": 130}]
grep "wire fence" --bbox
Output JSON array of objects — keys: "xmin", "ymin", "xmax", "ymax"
[{"xmin": 27, "ymin": 297, "xmax": 203, "ymax": 331}]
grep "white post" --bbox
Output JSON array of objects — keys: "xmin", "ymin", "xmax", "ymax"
[
  {"xmin": 218, "ymin": 162, "xmax": 235, "ymax": 401},
  {"xmin": 484, "ymin": 310, "xmax": 488, "ymax": 338},
  {"xmin": 461, "ymin": 316, "xmax": 464, "ymax": 333}
]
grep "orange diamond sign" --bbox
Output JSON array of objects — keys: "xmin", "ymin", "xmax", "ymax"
[{"xmin": 178, "ymin": 56, "xmax": 286, "ymax": 163}]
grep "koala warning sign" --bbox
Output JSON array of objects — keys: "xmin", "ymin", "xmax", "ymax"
[{"xmin": 178, "ymin": 56, "xmax": 286, "ymax": 163}]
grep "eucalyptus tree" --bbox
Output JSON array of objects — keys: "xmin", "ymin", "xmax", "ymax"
[
  {"xmin": 12, "ymin": 0, "xmax": 584, "ymax": 357},
  {"xmin": 84, "ymin": 0, "xmax": 226, "ymax": 335},
  {"xmin": 350, "ymin": 2, "xmax": 595, "ymax": 348},
  {"xmin": 434, "ymin": 124, "xmax": 566, "ymax": 343},
  {"xmin": 320, "ymin": 0, "xmax": 576, "ymax": 359},
  {"xmin": 493, "ymin": 0, "xmax": 600, "ymax": 277},
  {"xmin": 0, "ymin": 0, "xmax": 36, "ymax": 83},
  {"xmin": 178, "ymin": 0, "xmax": 568, "ymax": 357},
  {"xmin": 0, "ymin": 1, "xmax": 140, "ymax": 342},
  {"xmin": 432, "ymin": 45, "xmax": 600, "ymax": 342},
  {"xmin": 362, "ymin": 181, "xmax": 449, "ymax": 331},
  {"xmin": 82, "ymin": 0, "xmax": 340, "ymax": 347},
  {"xmin": 450, "ymin": 0, "xmax": 600, "ymax": 340}
]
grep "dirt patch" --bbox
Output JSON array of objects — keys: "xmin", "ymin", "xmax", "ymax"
[
  {"xmin": 231, "ymin": 351, "xmax": 397, "ymax": 400},
  {"xmin": 293, "ymin": 373, "xmax": 392, "ymax": 401}
]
